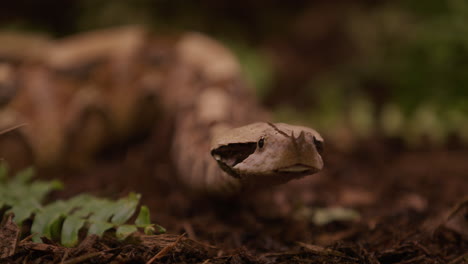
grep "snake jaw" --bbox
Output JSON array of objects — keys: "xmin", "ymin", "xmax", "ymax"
[
  {"xmin": 210, "ymin": 141, "xmax": 257, "ymax": 178},
  {"xmin": 210, "ymin": 122, "xmax": 324, "ymax": 187},
  {"xmin": 276, "ymin": 164, "xmax": 317, "ymax": 173}
]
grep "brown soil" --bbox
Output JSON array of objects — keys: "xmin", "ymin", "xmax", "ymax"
[{"xmin": 2, "ymin": 136, "xmax": 468, "ymax": 263}]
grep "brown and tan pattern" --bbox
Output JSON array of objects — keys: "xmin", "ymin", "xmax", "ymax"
[{"xmin": 0, "ymin": 27, "xmax": 323, "ymax": 192}]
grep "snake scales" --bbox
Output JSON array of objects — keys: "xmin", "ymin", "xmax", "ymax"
[{"xmin": 0, "ymin": 27, "xmax": 324, "ymax": 193}]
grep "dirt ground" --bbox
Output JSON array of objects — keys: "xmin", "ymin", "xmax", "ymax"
[{"xmin": 3, "ymin": 134, "xmax": 467, "ymax": 264}]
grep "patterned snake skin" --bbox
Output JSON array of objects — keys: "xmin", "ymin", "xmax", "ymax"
[{"xmin": 0, "ymin": 27, "xmax": 322, "ymax": 193}]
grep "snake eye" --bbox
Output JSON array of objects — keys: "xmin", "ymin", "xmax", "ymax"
[
  {"xmin": 313, "ymin": 136, "xmax": 324, "ymax": 154},
  {"xmin": 258, "ymin": 137, "xmax": 265, "ymax": 148}
]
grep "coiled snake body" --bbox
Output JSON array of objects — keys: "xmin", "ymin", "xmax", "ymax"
[{"xmin": 0, "ymin": 27, "xmax": 324, "ymax": 193}]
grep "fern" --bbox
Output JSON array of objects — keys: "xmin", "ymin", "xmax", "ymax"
[{"xmin": 0, "ymin": 163, "xmax": 165, "ymax": 247}]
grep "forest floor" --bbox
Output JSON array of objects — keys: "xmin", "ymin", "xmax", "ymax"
[{"xmin": 2, "ymin": 137, "xmax": 468, "ymax": 263}]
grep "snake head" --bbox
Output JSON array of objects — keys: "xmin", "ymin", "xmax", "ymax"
[{"xmin": 210, "ymin": 122, "xmax": 324, "ymax": 187}]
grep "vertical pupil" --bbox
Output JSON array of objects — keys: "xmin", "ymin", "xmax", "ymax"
[{"xmin": 258, "ymin": 138, "xmax": 264, "ymax": 148}]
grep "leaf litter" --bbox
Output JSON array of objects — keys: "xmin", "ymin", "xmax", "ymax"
[{"xmin": 1, "ymin": 141, "xmax": 468, "ymax": 263}]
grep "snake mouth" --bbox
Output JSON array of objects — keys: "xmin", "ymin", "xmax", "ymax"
[{"xmin": 276, "ymin": 164, "xmax": 318, "ymax": 174}]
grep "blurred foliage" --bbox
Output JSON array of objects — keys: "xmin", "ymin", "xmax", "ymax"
[
  {"xmin": 0, "ymin": 166, "xmax": 62, "ymax": 225},
  {"xmin": 225, "ymin": 41, "xmax": 274, "ymax": 99},
  {"xmin": 275, "ymin": 0, "xmax": 468, "ymax": 146},
  {"xmin": 383, "ymin": 0, "xmax": 468, "ymax": 113},
  {"xmin": 1, "ymin": 0, "xmax": 468, "ymax": 146},
  {"xmin": 297, "ymin": 206, "xmax": 361, "ymax": 226},
  {"xmin": 77, "ymin": 0, "xmax": 154, "ymax": 31},
  {"xmin": 0, "ymin": 163, "xmax": 164, "ymax": 247}
]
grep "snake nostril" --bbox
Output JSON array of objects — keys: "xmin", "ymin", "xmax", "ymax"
[{"xmin": 313, "ymin": 136, "xmax": 324, "ymax": 154}]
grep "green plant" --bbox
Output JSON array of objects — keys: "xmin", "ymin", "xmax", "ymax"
[{"xmin": 0, "ymin": 163, "xmax": 164, "ymax": 247}]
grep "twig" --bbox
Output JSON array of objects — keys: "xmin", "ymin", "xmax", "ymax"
[
  {"xmin": 411, "ymin": 241, "xmax": 430, "ymax": 256},
  {"xmin": 0, "ymin": 123, "xmax": 26, "ymax": 135},
  {"xmin": 182, "ymin": 221, "xmax": 197, "ymax": 240},
  {"xmin": 62, "ymin": 252, "xmax": 102, "ymax": 264},
  {"xmin": 146, "ymin": 233, "xmax": 185, "ymax": 264},
  {"xmin": 60, "ymin": 250, "xmax": 69, "ymax": 264},
  {"xmin": 296, "ymin": 241, "xmax": 346, "ymax": 257},
  {"xmin": 400, "ymin": 255, "xmax": 426, "ymax": 264},
  {"xmin": 26, "ymin": 243, "xmax": 62, "ymax": 253},
  {"xmin": 19, "ymin": 233, "xmax": 36, "ymax": 244},
  {"xmin": 448, "ymin": 252, "xmax": 468, "ymax": 264}
]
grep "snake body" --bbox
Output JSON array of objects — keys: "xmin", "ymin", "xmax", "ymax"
[{"xmin": 0, "ymin": 27, "xmax": 324, "ymax": 192}]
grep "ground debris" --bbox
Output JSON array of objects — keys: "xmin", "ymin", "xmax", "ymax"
[
  {"xmin": 2, "ymin": 233, "xmax": 216, "ymax": 264},
  {"xmin": 261, "ymin": 249, "xmax": 361, "ymax": 264},
  {"xmin": 2, "ymin": 141, "xmax": 468, "ymax": 263},
  {"xmin": 0, "ymin": 214, "xmax": 20, "ymax": 258},
  {"xmin": 1, "ymin": 216, "xmax": 467, "ymax": 264},
  {"xmin": 443, "ymin": 198, "xmax": 468, "ymax": 239}
]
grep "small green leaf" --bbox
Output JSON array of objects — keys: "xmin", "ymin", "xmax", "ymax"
[
  {"xmin": 30, "ymin": 181, "xmax": 63, "ymax": 203},
  {"xmin": 50, "ymin": 180, "xmax": 64, "ymax": 190},
  {"xmin": 49, "ymin": 216, "xmax": 65, "ymax": 241},
  {"xmin": 88, "ymin": 200, "xmax": 115, "ymax": 222},
  {"xmin": 135, "ymin": 205, "xmax": 151, "ymax": 226},
  {"xmin": 61, "ymin": 216, "xmax": 86, "ymax": 247},
  {"xmin": 155, "ymin": 224, "xmax": 166, "ymax": 234},
  {"xmin": 66, "ymin": 194, "xmax": 93, "ymax": 206},
  {"xmin": 312, "ymin": 207, "xmax": 361, "ymax": 226},
  {"xmin": 144, "ymin": 225, "xmax": 155, "ymax": 235},
  {"xmin": 88, "ymin": 221, "xmax": 114, "ymax": 237},
  {"xmin": 143, "ymin": 225, "xmax": 156, "ymax": 235},
  {"xmin": 8, "ymin": 207, "xmax": 32, "ymax": 226},
  {"xmin": 13, "ymin": 167, "xmax": 34, "ymax": 184},
  {"xmin": 0, "ymin": 162, "xmax": 8, "ymax": 182},
  {"xmin": 31, "ymin": 201, "xmax": 68, "ymax": 242},
  {"xmin": 111, "ymin": 193, "xmax": 140, "ymax": 224},
  {"xmin": 116, "ymin": 225, "xmax": 138, "ymax": 240}
]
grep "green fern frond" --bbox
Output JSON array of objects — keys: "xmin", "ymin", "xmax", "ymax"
[{"xmin": 0, "ymin": 162, "xmax": 164, "ymax": 247}]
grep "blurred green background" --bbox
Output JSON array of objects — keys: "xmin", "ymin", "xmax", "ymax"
[{"xmin": 2, "ymin": 0, "xmax": 468, "ymax": 148}]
